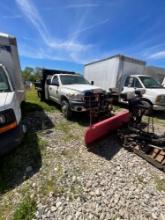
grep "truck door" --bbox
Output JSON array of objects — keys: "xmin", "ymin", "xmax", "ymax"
[
  {"xmin": 48, "ymin": 75, "xmax": 59, "ymax": 103},
  {"xmin": 122, "ymin": 76, "xmax": 143, "ymax": 94}
]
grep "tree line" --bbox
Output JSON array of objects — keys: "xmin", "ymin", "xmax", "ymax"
[{"xmin": 22, "ymin": 67, "xmax": 41, "ymax": 82}]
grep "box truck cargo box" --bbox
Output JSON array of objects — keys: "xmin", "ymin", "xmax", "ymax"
[
  {"xmin": 0, "ymin": 33, "xmax": 25, "ymax": 155},
  {"xmin": 84, "ymin": 54, "xmax": 146, "ymax": 92}
]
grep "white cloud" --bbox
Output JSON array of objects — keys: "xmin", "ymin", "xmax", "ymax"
[
  {"xmin": 147, "ymin": 51, "xmax": 165, "ymax": 59},
  {"xmin": 15, "ymin": 0, "xmax": 114, "ymax": 64},
  {"xmin": 15, "ymin": 0, "xmax": 91, "ymax": 61},
  {"xmin": 70, "ymin": 19, "xmax": 110, "ymax": 36}
]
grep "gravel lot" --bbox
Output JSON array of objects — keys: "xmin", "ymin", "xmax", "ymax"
[{"xmin": 0, "ymin": 99, "xmax": 165, "ymax": 220}]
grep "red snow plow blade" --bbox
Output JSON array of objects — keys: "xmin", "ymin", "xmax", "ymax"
[{"xmin": 85, "ymin": 110, "xmax": 130, "ymax": 146}]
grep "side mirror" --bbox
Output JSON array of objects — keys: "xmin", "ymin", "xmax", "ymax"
[
  {"xmin": 52, "ymin": 81, "xmax": 59, "ymax": 86},
  {"xmin": 91, "ymin": 81, "xmax": 94, "ymax": 85}
]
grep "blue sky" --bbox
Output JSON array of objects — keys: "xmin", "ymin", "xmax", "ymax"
[{"xmin": 0, "ymin": 0, "xmax": 165, "ymax": 73}]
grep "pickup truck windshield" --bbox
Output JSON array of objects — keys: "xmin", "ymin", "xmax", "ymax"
[
  {"xmin": 60, "ymin": 75, "xmax": 89, "ymax": 85},
  {"xmin": 139, "ymin": 76, "xmax": 163, "ymax": 89},
  {"xmin": 0, "ymin": 68, "xmax": 11, "ymax": 92}
]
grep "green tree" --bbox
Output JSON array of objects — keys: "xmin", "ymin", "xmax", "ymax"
[{"xmin": 22, "ymin": 67, "xmax": 34, "ymax": 81}]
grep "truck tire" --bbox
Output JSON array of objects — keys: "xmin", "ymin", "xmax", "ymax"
[
  {"xmin": 38, "ymin": 91, "xmax": 45, "ymax": 101},
  {"xmin": 140, "ymin": 99, "xmax": 153, "ymax": 115},
  {"xmin": 61, "ymin": 100, "xmax": 72, "ymax": 120}
]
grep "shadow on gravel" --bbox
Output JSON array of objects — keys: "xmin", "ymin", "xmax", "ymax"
[
  {"xmin": 70, "ymin": 112, "xmax": 90, "ymax": 127},
  {"xmin": 153, "ymin": 111, "xmax": 165, "ymax": 121},
  {"xmin": 32, "ymin": 99, "xmax": 90, "ymax": 127},
  {"xmin": 0, "ymin": 102, "xmax": 54, "ymax": 195},
  {"xmin": 87, "ymin": 134, "xmax": 122, "ymax": 160}
]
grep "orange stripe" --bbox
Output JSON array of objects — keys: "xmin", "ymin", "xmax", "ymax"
[{"xmin": 0, "ymin": 122, "xmax": 17, "ymax": 134}]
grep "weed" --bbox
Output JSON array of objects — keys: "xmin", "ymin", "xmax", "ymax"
[
  {"xmin": 39, "ymin": 164, "xmax": 64, "ymax": 196},
  {"xmin": 13, "ymin": 196, "xmax": 36, "ymax": 220},
  {"xmin": 154, "ymin": 176, "xmax": 165, "ymax": 192}
]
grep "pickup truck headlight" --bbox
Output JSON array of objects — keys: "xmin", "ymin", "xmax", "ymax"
[
  {"xmin": 156, "ymin": 95, "xmax": 165, "ymax": 104},
  {"xmin": 70, "ymin": 93, "xmax": 84, "ymax": 101},
  {"xmin": 0, "ymin": 109, "xmax": 17, "ymax": 134}
]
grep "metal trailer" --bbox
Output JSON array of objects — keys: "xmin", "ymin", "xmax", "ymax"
[
  {"xmin": 144, "ymin": 66, "xmax": 165, "ymax": 85},
  {"xmin": 0, "ymin": 33, "xmax": 24, "ymax": 103},
  {"xmin": 84, "ymin": 54, "xmax": 146, "ymax": 93}
]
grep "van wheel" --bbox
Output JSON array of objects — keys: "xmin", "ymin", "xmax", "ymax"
[{"xmin": 61, "ymin": 100, "xmax": 72, "ymax": 120}]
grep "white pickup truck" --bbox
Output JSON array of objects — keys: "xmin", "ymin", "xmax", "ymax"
[
  {"xmin": 35, "ymin": 69, "xmax": 110, "ymax": 119},
  {"xmin": 122, "ymin": 75, "xmax": 165, "ymax": 111}
]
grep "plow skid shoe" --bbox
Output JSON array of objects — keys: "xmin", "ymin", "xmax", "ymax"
[{"xmin": 85, "ymin": 110, "xmax": 130, "ymax": 146}]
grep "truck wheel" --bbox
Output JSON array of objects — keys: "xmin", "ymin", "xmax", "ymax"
[
  {"xmin": 140, "ymin": 100, "xmax": 153, "ymax": 115},
  {"xmin": 38, "ymin": 91, "xmax": 45, "ymax": 101},
  {"xmin": 61, "ymin": 100, "xmax": 72, "ymax": 120}
]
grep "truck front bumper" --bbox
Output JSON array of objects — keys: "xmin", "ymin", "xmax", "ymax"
[
  {"xmin": 0, "ymin": 123, "xmax": 24, "ymax": 156},
  {"xmin": 153, "ymin": 104, "xmax": 165, "ymax": 111},
  {"xmin": 70, "ymin": 101, "xmax": 88, "ymax": 112}
]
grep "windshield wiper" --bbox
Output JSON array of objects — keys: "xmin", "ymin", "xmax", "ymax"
[{"xmin": 0, "ymin": 90, "xmax": 8, "ymax": 92}]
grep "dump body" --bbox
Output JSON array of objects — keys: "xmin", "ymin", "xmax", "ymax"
[{"xmin": 84, "ymin": 54, "xmax": 145, "ymax": 92}]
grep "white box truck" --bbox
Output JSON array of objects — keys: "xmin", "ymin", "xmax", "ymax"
[
  {"xmin": 0, "ymin": 33, "xmax": 25, "ymax": 155},
  {"xmin": 84, "ymin": 54, "xmax": 165, "ymax": 111}
]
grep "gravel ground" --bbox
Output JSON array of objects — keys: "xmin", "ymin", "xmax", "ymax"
[
  {"xmin": 1, "ymin": 110, "xmax": 165, "ymax": 220},
  {"xmin": 31, "ymin": 111, "xmax": 165, "ymax": 220}
]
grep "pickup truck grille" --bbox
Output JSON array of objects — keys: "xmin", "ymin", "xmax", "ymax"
[{"xmin": 84, "ymin": 91, "xmax": 106, "ymax": 108}]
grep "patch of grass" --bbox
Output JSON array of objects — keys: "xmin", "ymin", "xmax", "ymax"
[
  {"xmin": 153, "ymin": 117, "xmax": 165, "ymax": 127},
  {"xmin": 136, "ymin": 175, "xmax": 145, "ymax": 184},
  {"xmin": 0, "ymin": 205, "xmax": 12, "ymax": 220},
  {"xmin": 154, "ymin": 176, "xmax": 165, "ymax": 192},
  {"xmin": 56, "ymin": 121, "xmax": 78, "ymax": 142},
  {"xmin": 22, "ymin": 87, "xmax": 57, "ymax": 114},
  {"xmin": 69, "ymin": 183, "xmax": 83, "ymax": 200},
  {"xmin": 113, "ymin": 104, "xmax": 123, "ymax": 112},
  {"xmin": 56, "ymin": 121, "xmax": 71, "ymax": 133},
  {"xmin": 12, "ymin": 196, "xmax": 37, "ymax": 220},
  {"xmin": 39, "ymin": 164, "xmax": 64, "ymax": 196},
  {"xmin": 40, "ymin": 177, "xmax": 65, "ymax": 196}
]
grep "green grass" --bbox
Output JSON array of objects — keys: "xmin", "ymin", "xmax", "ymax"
[
  {"xmin": 39, "ymin": 163, "xmax": 64, "ymax": 196},
  {"xmin": 154, "ymin": 176, "xmax": 165, "ymax": 192},
  {"xmin": 22, "ymin": 87, "xmax": 57, "ymax": 114},
  {"xmin": 12, "ymin": 196, "xmax": 37, "ymax": 220},
  {"xmin": 56, "ymin": 121, "xmax": 79, "ymax": 142}
]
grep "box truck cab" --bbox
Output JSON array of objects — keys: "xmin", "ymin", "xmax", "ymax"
[
  {"xmin": 0, "ymin": 33, "xmax": 24, "ymax": 155},
  {"xmin": 122, "ymin": 75, "xmax": 165, "ymax": 110}
]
